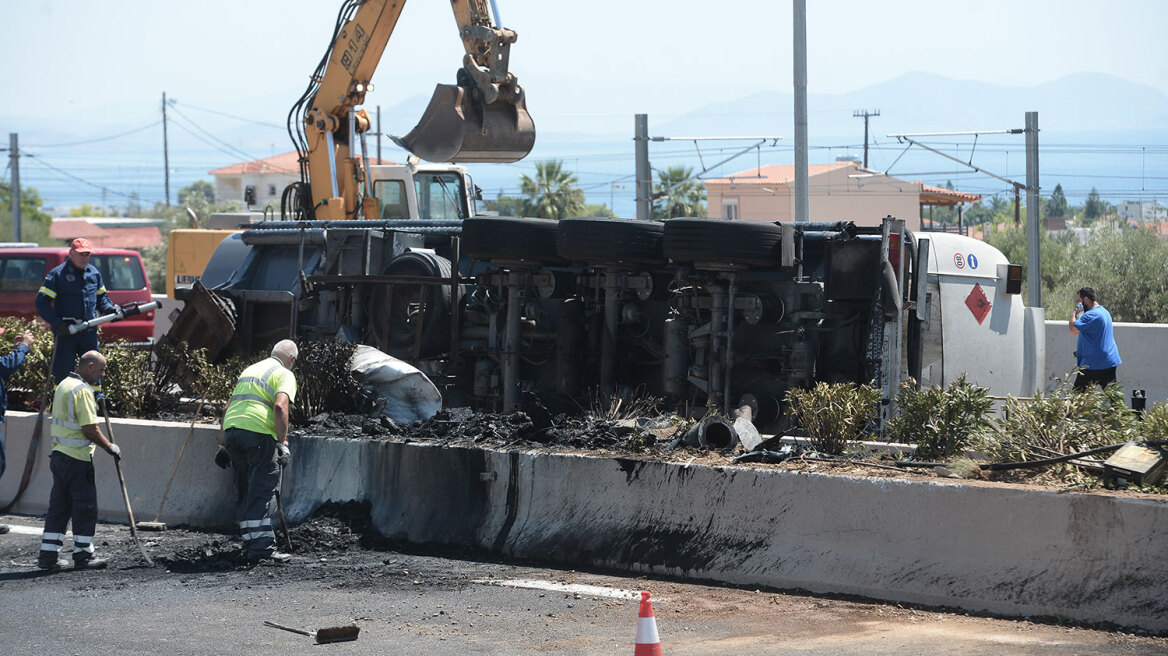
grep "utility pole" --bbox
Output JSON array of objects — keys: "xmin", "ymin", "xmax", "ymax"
[
  {"xmin": 377, "ymin": 105, "xmax": 382, "ymax": 163},
  {"xmin": 162, "ymin": 92, "xmax": 171, "ymax": 206},
  {"xmin": 635, "ymin": 114, "xmax": 651, "ymax": 221},
  {"xmin": 8, "ymin": 133, "xmax": 21, "ymax": 242},
  {"xmin": 1025, "ymin": 111, "xmax": 1041, "ymax": 306},
  {"xmin": 853, "ymin": 109, "xmax": 880, "ymax": 168},
  {"xmin": 793, "ymin": 0, "xmax": 808, "ymax": 222}
]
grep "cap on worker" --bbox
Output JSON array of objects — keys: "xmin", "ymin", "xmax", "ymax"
[{"xmin": 70, "ymin": 237, "xmax": 93, "ymax": 253}]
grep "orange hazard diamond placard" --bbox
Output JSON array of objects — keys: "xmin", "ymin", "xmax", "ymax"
[{"xmin": 965, "ymin": 283, "xmax": 992, "ymax": 324}]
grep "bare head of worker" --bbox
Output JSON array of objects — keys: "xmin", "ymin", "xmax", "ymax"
[
  {"xmin": 68, "ymin": 237, "xmax": 93, "ymax": 269},
  {"xmin": 271, "ymin": 340, "xmax": 298, "ymax": 369},
  {"xmin": 77, "ymin": 350, "xmax": 106, "ymax": 385}
]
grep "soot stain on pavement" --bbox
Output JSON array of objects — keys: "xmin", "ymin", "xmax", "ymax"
[{"xmin": 154, "ymin": 501, "xmax": 390, "ymax": 573}]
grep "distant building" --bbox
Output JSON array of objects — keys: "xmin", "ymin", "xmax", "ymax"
[
  {"xmin": 209, "ymin": 152, "xmax": 301, "ymax": 208},
  {"xmin": 209, "ymin": 151, "xmax": 398, "ymax": 209},
  {"xmin": 702, "ymin": 162, "xmax": 981, "ymax": 232},
  {"xmin": 50, "ymin": 217, "xmax": 164, "ymax": 249},
  {"xmin": 1118, "ymin": 200, "xmax": 1167, "ymax": 222}
]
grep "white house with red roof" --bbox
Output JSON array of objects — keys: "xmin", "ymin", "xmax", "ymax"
[
  {"xmin": 208, "ymin": 151, "xmax": 301, "ymax": 208},
  {"xmin": 209, "ymin": 151, "xmax": 400, "ymax": 209},
  {"xmin": 702, "ymin": 162, "xmax": 981, "ymax": 232}
]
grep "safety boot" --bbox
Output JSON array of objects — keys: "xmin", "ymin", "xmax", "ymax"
[
  {"xmin": 74, "ymin": 556, "xmax": 109, "ymax": 570},
  {"xmin": 37, "ymin": 551, "xmax": 69, "ymax": 571}
]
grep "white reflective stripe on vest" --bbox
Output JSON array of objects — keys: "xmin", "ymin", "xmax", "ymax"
[
  {"xmin": 51, "ymin": 378, "xmax": 95, "ymax": 449},
  {"xmin": 230, "ymin": 393, "xmax": 273, "ymax": 407},
  {"xmin": 229, "ymin": 362, "xmax": 283, "ymax": 409}
]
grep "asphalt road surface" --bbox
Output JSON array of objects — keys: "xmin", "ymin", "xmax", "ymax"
[{"xmin": 0, "ymin": 513, "xmax": 1163, "ymax": 655}]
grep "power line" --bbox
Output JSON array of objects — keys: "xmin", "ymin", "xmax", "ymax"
[
  {"xmin": 167, "ymin": 106, "xmax": 259, "ymax": 163},
  {"xmin": 23, "ymin": 121, "xmax": 162, "ymax": 148},
  {"xmin": 172, "ymin": 100, "xmax": 285, "ymax": 130},
  {"xmin": 21, "ymin": 152, "xmax": 144, "ymax": 200}
]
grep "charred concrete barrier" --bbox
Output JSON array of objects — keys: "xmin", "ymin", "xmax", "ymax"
[{"xmin": 2, "ymin": 411, "xmax": 1165, "ymax": 632}]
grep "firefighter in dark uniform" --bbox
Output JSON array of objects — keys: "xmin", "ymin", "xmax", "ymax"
[{"xmin": 35, "ymin": 238, "xmax": 118, "ymax": 385}]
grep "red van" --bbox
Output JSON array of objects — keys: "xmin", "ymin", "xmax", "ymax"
[{"xmin": 0, "ymin": 246, "xmax": 155, "ymax": 343}]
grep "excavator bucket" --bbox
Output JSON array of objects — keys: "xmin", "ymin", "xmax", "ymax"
[{"xmin": 393, "ymin": 83, "xmax": 535, "ymax": 163}]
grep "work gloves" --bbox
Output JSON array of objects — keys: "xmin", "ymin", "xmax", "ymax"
[
  {"xmin": 105, "ymin": 443, "xmax": 121, "ymax": 461},
  {"xmin": 214, "ymin": 445, "xmax": 231, "ymax": 470},
  {"xmin": 276, "ymin": 443, "xmax": 291, "ymax": 468}
]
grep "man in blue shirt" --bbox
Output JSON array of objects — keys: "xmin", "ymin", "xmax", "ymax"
[
  {"xmin": 0, "ymin": 329, "xmax": 34, "ymax": 535},
  {"xmin": 35, "ymin": 238, "xmax": 118, "ymax": 384},
  {"xmin": 1068, "ymin": 286, "xmax": 1122, "ymax": 391}
]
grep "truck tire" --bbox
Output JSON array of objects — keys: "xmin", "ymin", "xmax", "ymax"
[
  {"xmin": 556, "ymin": 217, "xmax": 665, "ymax": 265},
  {"xmin": 460, "ymin": 216, "xmax": 566, "ymax": 265},
  {"xmin": 663, "ymin": 218, "xmax": 783, "ymax": 268},
  {"xmin": 371, "ymin": 251, "xmax": 455, "ymax": 359}
]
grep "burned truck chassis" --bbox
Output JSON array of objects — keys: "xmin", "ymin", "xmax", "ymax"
[{"xmin": 189, "ymin": 216, "xmax": 909, "ymax": 431}]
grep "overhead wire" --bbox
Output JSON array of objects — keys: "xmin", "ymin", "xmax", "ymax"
[{"xmin": 23, "ymin": 121, "xmax": 163, "ymax": 148}]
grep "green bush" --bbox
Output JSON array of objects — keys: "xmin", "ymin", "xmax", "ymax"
[
  {"xmin": 1140, "ymin": 401, "xmax": 1168, "ymax": 442},
  {"xmin": 0, "ymin": 317, "xmax": 53, "ymax": 409},
  {"xmin": 888, "ymin": 374, "xmax": 993, "ymax": 460},
  {"xmin": 989, "ymin": 376, "xmax": 1138, "ymax": 463},
  {"xmin": 785, "ymin": 382, "xmax": 880, "ymax": 455}
]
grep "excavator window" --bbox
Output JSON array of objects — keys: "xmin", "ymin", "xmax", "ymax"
[
  {"xmin": 374, "ymin": 180, "xmax": 409, "ymax": 220},
  {"xmin": 416, "ymin": 173, "xmax": 465, "ymax": 221}
]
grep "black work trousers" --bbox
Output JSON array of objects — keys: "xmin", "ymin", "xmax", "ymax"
[
  {"xmin": 40, "ymin": 451, "xmax": 99, "ymax": 562},
  {"xmin": 224, "ymin": 427, "xmax": 280, "ymax": 558}
]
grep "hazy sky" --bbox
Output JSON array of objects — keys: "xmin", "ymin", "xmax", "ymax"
[
  {"xmin": 3, "ymin": 0, "xmax": 1166, "ymax": 209},
  {"xmin": 4, "ymin": 0, "xmax": 1166, "ymax": 129}
]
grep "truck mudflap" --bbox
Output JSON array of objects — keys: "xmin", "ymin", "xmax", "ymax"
[
  {"xmin": 392, "ymin": 83, "xmax": 535, "ymax": 163},
  {"xmin": 158, "ymin": 280, "xmax": 237, "ymax": 362}
]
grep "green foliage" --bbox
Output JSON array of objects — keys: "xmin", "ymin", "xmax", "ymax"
[
  {"xmin": 984, "ymin": 224, "xmax": 1168, "ymax": 322},
  {"xmin": 519, "ymin": 160, "xmax": 585, "ymax": 220},
  {"xmin": 1046, "ymin": 183, "xmax": 1068, "ymax": 218},
  {"xmin": 888, "ymin": 375, "xmax": 994, "ymax": 460},
  {"xmin": 0, "ymin": 317, "xmax": 53, "ymax": 407},
  {"xmin": 1084, "ymin": 187, "xmax": 1107, "ymax": 222},
  {"xmin": 785, "ymin": 382, "xmax": 880, "ymax": 455},
  {"xmin": 653, "ymin": 166, "xmax": 706, "ymax": 219},
  {"xmin": 988, "ymin": 376, "xmax": 1139, "ymax": 463},
  {"xmin": 483, "ymin": 194, "xmax": 527, "ymax": 217},
  {"xmin": 102, "ymin": 342, "xmax": 152, "ymax": 416},
  {"xmin": 0, "ymin": 184, "xmax": 53, "ymax": 245},
  {"xmin": 1140, "ymin": 401, "xmax": 1168, "ymax": 442},
  {"xmin": 178, "ymin": 180, "xmax": 215, "ymax": 205},
  {"xmin": 69, "ymin": 203, "xmax": 110, "ymax": 218}
]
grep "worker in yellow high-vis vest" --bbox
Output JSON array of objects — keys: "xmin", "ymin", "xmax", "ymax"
[
  {"xmin": 215, "ymin": 339, "xmax": 298, "ymax": 563},
  {"xmin": 37, "ymin": 351, "xmax": 120, "ymax": 571}
]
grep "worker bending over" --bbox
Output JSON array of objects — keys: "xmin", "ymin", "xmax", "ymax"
[
  {"xmin": 215, "ymin": 339, "xmax": 298, "ymax": 563},
  {"xmin": 38, "ymin": 351, "xmax": 120, "ymax": 571}
]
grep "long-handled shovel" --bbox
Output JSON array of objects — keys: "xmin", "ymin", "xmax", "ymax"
[
  {"xmin": 100, "ymin": 397, "xmax": 154, "ymax": 567},
  {"xmin": 136, "ymin": 395, "xmax": 207, "ymax": 532}
]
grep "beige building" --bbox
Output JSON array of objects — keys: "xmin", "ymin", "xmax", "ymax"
[{"xmin": 703, "ymin": 162, "xmax": 980, "ymax": 232}]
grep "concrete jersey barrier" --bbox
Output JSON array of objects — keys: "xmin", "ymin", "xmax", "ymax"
[{"xmin": 1, "ymin": 411, "xmax": 1165, "ymax": 632}]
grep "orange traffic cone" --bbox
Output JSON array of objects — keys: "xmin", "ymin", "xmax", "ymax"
[{"xmin": 634, "ymin": 590, "xmax": 663, "ymax": 655}]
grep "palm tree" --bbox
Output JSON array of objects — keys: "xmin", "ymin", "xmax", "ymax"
[
  {"xmin": 653, "ymin": 166, "xmax": 706, "ymax": 219},
  {"xmin": 518, "ymin": 160, "xmax": 585, "ymax": 220}
]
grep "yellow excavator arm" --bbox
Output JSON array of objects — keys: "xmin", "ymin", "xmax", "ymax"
[{"xmin": 288, "ymin": 0, "xmax": 535, "ymax": 221}]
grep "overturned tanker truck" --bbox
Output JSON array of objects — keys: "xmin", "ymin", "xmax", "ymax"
[
  {"xmin": 167, "ymin": 0, "xmax": 1043, "ymax": 432},
  {"xmin": 171, "ymin": 212, "xmax": 1045, "ymax": 432}
]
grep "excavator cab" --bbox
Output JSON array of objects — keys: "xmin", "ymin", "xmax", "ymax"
[{"xmin": 394, "ymin": 74, "xmax": 535, "ymax": 164}]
